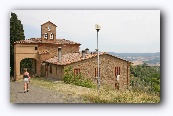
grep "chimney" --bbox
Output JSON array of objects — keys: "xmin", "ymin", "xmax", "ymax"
[
  {"xmin": 58, "ymin": 47, "xmax": 62, "ymax": 62},
  {"xmin": 82, "ymin": 50, "xmax": 85, "ymax": 58},
  {"xmin": 95, "ymin": 49, "xmax": 98, "ymax": 54},
  {"xmin": 85, "ymin": 48, "xmax": 89, "ymax": 54}
]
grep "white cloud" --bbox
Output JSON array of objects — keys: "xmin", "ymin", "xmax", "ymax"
[{"xmin": 11, "ymin": 10, "xmax": 160, "ymax": 53}]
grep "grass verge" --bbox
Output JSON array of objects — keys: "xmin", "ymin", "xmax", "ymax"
[{"xmin": 30, "ymin": 77, "xmax": 160, "ymax": 103}]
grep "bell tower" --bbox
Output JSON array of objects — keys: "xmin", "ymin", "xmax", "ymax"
[{"xmin": 41, "ymin": 21, "xmax": 57, "ymax": 43}]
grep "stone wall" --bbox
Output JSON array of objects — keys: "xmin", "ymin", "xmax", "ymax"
[
  {"xmin": 64, "ymin": 54, "xmax": 131, "ymax": 89},
  {"xmin": 39, "ymin": 44, "xmax": 80, "ymax": 62},
  {"xmin": 46, "ymin": 64, "xmax": 64, "ymax": 80}
]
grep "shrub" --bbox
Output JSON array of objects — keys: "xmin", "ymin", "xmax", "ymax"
[{"xmin": 62, "ymin": 67, "xmax": 95, "ymax": 88}]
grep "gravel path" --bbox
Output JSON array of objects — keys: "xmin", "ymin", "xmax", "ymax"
[{"xmin": 10, "ymin": 81, "xmax": 89, "ymax": 103}]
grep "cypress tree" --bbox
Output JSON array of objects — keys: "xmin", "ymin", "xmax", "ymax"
[{"xmin": 10, "ymin": 12, "xmax": 25, "ymax": 76}]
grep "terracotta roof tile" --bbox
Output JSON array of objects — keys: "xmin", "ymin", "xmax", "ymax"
[
  {"xmin": 14, "ymin": 38, "xmax": 80, "ymax": 45},
  {"xmin": 14, "ymin": 38, "xmax": 42, "ymax": 43},
  {"xmin": 41, "ymin": 21, "xmax": 57, "ymax": 27},
  {"xmin": 45, "ymin": 52, "xmax": 131, "ymax": 66}
]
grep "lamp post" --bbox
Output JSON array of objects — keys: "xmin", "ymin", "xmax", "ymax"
[{"xmin": 95, "ymin": 24, "xmax": 101, "ymax": 90}]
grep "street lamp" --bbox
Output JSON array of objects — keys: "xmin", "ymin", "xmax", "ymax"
[{"xmin": 95, "ymin": 24, "xmax": 101, "ymax": 90}]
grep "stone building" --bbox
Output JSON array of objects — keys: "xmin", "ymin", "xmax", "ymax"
[
  {"xmin": 14, "ymin": 21, "xmax": 80, "ymax": 80},
  {"xmin": 14, "ymin": 21, "xmax": 131, "ymax": 89}
]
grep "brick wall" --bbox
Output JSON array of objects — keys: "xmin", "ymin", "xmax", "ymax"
[{"xmin": 41, "ymin": 22, "xmax": 56, "ymax": 43}]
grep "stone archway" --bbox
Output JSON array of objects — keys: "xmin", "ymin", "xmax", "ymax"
[{"xmin": 14, "ymin": 52, "xmax": 40, "ymax": 81}]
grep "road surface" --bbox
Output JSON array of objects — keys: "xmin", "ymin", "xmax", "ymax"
[{"xmin": 10, "ymin": 81, "xmax": 89, "ymax": 103}]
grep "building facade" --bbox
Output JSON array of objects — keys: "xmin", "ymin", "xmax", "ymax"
[
  {"xmin": 14, "ymin": 21, "xmax": 80, "ymax": 80},
  {"xmin": 14, "ymin": 21, "xmax": 131, "ymax": 89},
  {"xmin": 44, "ymin": 49, "xmax": 131, "ymax": 89}
]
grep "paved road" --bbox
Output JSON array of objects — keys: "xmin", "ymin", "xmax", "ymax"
[{"xmin": 10, "ymin": 81, "xmax": 88, "ymax": 103}]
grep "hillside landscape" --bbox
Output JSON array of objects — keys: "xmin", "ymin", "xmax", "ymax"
[{"xmin": 108, "ymin": 52, "xmax": 160, "ymax": 66}]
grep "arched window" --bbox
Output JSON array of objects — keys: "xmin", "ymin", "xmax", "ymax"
[
  {"xmin": 50, "ymin": 33, "xmax": 54, "ymax": 39},
  {"xmin": 44, "ymin": 33, "xmax": 48, "ymax": 39}
]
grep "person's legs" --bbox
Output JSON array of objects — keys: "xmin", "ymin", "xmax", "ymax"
[
  {"xmin": 24, "ymin": 82, "xmax": 27, "ymax": 93},
  {"xmin": 24, "ymin": 78, "xmax": 29, "ymax": 93},
  {"xmin": 27, "ymin": 83, "xmax": 29, "ymax": 92}
]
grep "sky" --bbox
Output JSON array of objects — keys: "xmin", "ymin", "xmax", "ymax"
[{"xmin": 11, "ymin": 10, "xmax": 160, "ymax": 53}]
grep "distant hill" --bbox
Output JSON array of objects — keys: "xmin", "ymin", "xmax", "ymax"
[{"xmin": 108, "ymin": 52, "xmax": 160, "ymax": 66}]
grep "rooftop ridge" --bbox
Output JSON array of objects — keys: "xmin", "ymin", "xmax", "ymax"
[
  {"xmin": 41, "ymin": 21, "xmax": 57, "ymax": 27},
  {"xmin": 45, "ymin": 52, "xmax": 131, "ymax": 66},
  {"xmin": 14, "ymin": 38, "xmax": 81, "ymax": 45}
]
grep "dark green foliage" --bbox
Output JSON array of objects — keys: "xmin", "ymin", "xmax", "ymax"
[
  {"xmin": 63, "ymin": 67, "xmax": 96, "ymax": 88},
  {"xmin": 20, "ymin": 59, "xmax": 33, "ymax": 69},
  {"xmin": 10, "ymin": 12, "xmax": 25, "ymax": 76},
  {"xmin": 130, "ymin": 63, "xmax": 160, "ymax": 93},
  {"xmin": 20, "ymin": 58, "xmax": 33, "ymax": 74}
]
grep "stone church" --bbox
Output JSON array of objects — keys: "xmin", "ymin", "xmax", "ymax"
[{"xmin": 14, "ymin": 21, "xmax": 131, "ymax": 89}]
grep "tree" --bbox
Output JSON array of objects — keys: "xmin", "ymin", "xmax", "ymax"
[
  {"xmin": 130, "ymin": 64, "xmax": 160, "ymax": 93},
  {"xmin": 10, "ymin": 12, "xmax": 25, "ymax": 76}
]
